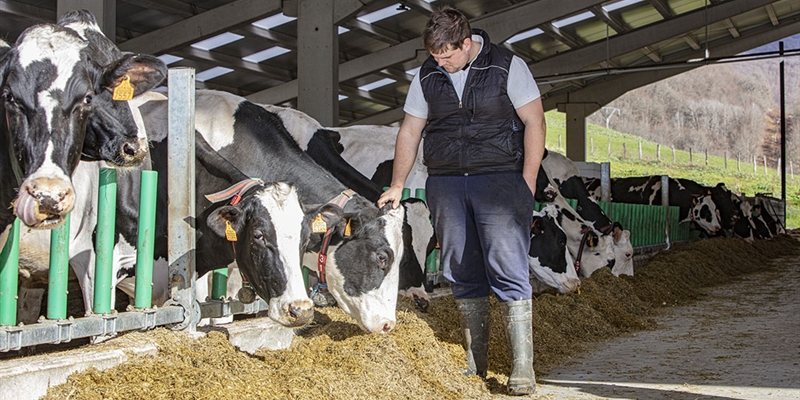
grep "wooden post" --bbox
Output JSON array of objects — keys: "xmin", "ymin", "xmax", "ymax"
[
  {"xmin": 724, "ymin": 151, "xmax": 727, "ymax": 169},
  {"xmin": 558, "ymin": 134, "xmax": 562, "ymax": 150},
  {"xmin": 753, "ymin": 155, "xmax": 757, "ymax": 174},
  {"xmin": 763, "ymin": 155, "xmax": 768, "ymax": 175},
  {"xmin": 607, "ymin": 138, "xmax": 611, "ymax": 157},
  {"xmin": 622, "ymin": 142, "xmax": 627, "ymax": 158},
  {"xmin": 590, "ymin": 137, "xmax": 594, "ymax": 155},
  {"xmin": 672, "ymin": 146, "xmax": 676, "ymax": 164},
  {"xmin": 657, "ymin": 144, "xmax": 661, "ymax": 161},
  {"xmin": 791, "ymin": 161, "xmax": 794, "ymax": 180},
  {"xmin": 689, "ymin": 147, "xmax": 693, "ymax": 166},
  {"xmin": 638, "ymin": 141, "xmax": 642, "ymax": 160},
  {"xmin": 704, "ymin": 149, "xmax": 708, "ymax": 166},
  {"xmin": 737, "ymin": 153, "xmax": 741, "ymax": 172}
]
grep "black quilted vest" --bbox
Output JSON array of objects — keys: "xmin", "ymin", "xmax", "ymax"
[{"xmin": 419, "ymin": 29, "xmax": 525, "ymax": 176}]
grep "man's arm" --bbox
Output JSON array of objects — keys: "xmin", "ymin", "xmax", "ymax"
[
  {"xmin": 516, "ymin": 97, "xmax": 546, "ymax": 197},
  {"xmin": 377, "ymin": 113, "xmax": 427, "ymax": 209}
]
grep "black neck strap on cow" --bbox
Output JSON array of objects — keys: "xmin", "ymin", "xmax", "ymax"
[
  {"xmin": 574, "ymin": 226, "xmax": 592, "ymax": 275},
  {"xmin": 310, "ymin": 189, "xmax": 356, "ymax": 299}
]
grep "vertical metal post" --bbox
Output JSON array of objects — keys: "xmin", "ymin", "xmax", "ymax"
[
  {"xmin": 661, "ymin": 175, "xmax": 670, "ymax": 249},
  {"xmin": 211, "ymin": 268, "xmax": 229, "ymax": 300},
  {"xmin": 779, "ymin": 41, "xmax": 786, "ymax": 226},
  {"xmin": 600, "ymin": 162, "xmax": 611, "ymax": 203},
  {"xmin": 135, "ymin": 170, "xmax": 158, "ymax": 309},
  {"xmin": 415, "ymin": 189, "xmax": 426, "ymax": 201},
  {"xmin": 168, "ymin": 67, "xmax": 198, "ymax": 332},
  {"xmin": 401, "ymin": 188, "xmax": 411, "ymax": 200},
  {"xmin": 48, "ymin": 215, "xmax": 70, "ymax": 320},
  {"xmin": 94, "ymin": 168, "xmax": 117, "ymax": 314},
  {"xmin": 0, "ymin": 219, "xmax": 20, "ymax": 326}
]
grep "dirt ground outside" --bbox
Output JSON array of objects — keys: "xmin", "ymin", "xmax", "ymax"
[{"xmin": 534, "ymin": 254, "xmax": 800, "ymax": 400}]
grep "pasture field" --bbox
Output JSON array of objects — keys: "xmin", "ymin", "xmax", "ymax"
[{"xmin": 544, "ymin": 111, "xmax": 800, "ymax": 228}]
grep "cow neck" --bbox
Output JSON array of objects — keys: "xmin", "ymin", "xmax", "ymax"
[
  {"xmin": 311, "ymin": 189, "xmax": 356, "ymax": 298},
  {"xmin": 3, "ymin": 110, "xmax": 23, "ymax": 186}
]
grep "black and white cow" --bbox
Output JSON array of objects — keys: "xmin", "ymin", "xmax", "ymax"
[
  {"xmin": 155, "ymin": 91, "xmax": 406, "ymax": 334},
  {"xmin": 592, "ymin": 176, "xmax": 722, "ymax": 237},
  {"xmin": 539, "ymin": 151, "xmax": 633, "ymax": 276},
  {"xmin": 259, "ymin": 105, "xmax": 435, "ymax": 309},
  {"xmin": 0, "ymin": 11, "xmax": 164, "ymax": 245},
  {"xmin": 528, "ymin": 205, "xmax": 580, "ymax": 294}
]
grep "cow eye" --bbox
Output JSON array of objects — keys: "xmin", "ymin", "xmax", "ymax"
[
  {"xmin": 253, "ymin": 230, "xmax": 264, "ymax": 241},
  {"xmin": 3, "ymin": 89, "xmax": 15, "ymax": 105},
  {"xmin": 83, "ymin": 94, "xmax": 93, "ymax": 104}
]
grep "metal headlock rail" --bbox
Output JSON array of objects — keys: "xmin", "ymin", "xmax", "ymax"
[{"xmin": 0, "ymin": 68, "xmax": 269, "ymax": 352}]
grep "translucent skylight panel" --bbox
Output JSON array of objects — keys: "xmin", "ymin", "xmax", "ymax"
[
  {"xmin": 339, "ymin": 95, "xmax": 349, "ymax": 101},
  {"xmin": 191, "ymin": 32, "xmax": 243, "ymax": 51},
  {"xmin": 158, "ymin": 54, "xmax": 183, "ymax": 65},
  {"xmin": 358, "ymin": 4, "xmax": 408, "ymax": 24},
  {"xmin": 507, "ymin": 28, "xmax": 544, "ymax": 44},
  {"xmin": 553, "ymin": 11, "xmax": 594, "ymax": 28},
  {"xmin": 603, "ymin": 0, "xmax": 645, "ymax": 12},
  {"xmin": 243, "ymin": 46, "xmax": 291, "ymax": 63},
  {"xmin": 196, "ymin": 67, "xmax": 234, "ymax": 82},
  {"xmin": 358, "ymin": 78, "xmax": 396, "ymax": 91},
  {"xmin": 338, "ymin": 26, "xmax": 350, "ymax": 35},
  {"xmin": 252, "ymin": 13, "xmax": 296, "ymax": 30},
  {"xmin": 406, "ymin": 67, "xmax": 421, "ymax": 76}
]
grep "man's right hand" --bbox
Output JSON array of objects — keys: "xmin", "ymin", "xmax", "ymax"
[{"xmin": 377, "ymin": 186, "xmax": 403, "ymax": 209}]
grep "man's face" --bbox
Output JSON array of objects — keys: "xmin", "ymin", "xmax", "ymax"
[{"xmin": 432, "ymin": 38, "xmax": 472, "ymax": 74}]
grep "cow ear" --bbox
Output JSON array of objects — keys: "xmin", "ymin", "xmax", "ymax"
[
  {"xmin": 306, "ymin": 204, "xmax": 345, "ymax": 232},
  {"xmin": 587, "ymin": 232, "xmax": 599, "ymax": 247},
  {"xmin": 206, "ymin": 205, "xmax": 245, "ymax": 239},
  {"xmin": 102, "ymin": 53, "xmax": 167, "ymax": 97},
  {"xmin": 613, "ymin": 225, "xmax": 623, "ymax": 242},
  {"xmin": 531, "ymin": 216, "xmax": 541, "ymax": 230}
]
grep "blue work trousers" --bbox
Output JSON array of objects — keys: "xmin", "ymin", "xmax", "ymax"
[{"xmin": 426, "ymin": 172, "xmax": 534, "ymax": 302}]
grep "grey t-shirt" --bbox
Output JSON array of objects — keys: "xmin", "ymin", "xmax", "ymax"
[{"xmin": 404, "ymin": 34, "xmax": 541, "ymax": 120}]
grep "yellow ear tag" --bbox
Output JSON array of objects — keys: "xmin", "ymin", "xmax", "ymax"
[
  {"xmin": 312, "ymin": 214, "xmax": 328, "ymax": 233},
  {"xmin": 225, "ymin": 220, "xmax": 238, "ymax": 242},
  {"xmin": 344, "ymin": 219, "xmax": 352, "ymax": 237},
  {"xmin": 112, "ymin": 75, "xmax": 134, "ymax": 101}
]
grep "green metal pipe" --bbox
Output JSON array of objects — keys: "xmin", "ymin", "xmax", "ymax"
[
  {"xmin": 401, "ymin": 188, "xmax": 411, "ymax": 200},
  {"xmin": 94, "ymin": 168, "xmax": 117, "ymax": 314},
  {"xmin": 211, "ymin": 268, "xmax": 229, "ymax": 300},
  {"xmin": 0, "ymin": 219, "xmax": 20, "ymax": 326},
  {"xmin": 47, "ymin": 215, "xmax": 71, "ymax": 320},
  {"xmin": 135, "ymin": 170, "xmax": 158, "ymax": 309},
  {"xmin": 415, "ymin": 188, "xmax": 426, "ymax": 202}
]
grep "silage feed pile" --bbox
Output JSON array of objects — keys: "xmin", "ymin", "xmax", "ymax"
[{"xmin": 43, "ymin": 235, "xmax": 800, "ymax": 400}]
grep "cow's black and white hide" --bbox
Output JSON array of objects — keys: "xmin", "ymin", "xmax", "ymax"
[
  {"xmin": 257, "ymin": 104, "xmax": 435, "ymax": 311},
  {"xmin": 0, "ymin": 11, "xmax": 164, "ymax": 249},
  {"xmin": 528, "ymin": 205, "xmax": 580, "ymax": 294},
  {"xmin": 172, "ymin": 91, "xmax": 405, "ymax": 334},
  {"xmin": 547, "ymin": 194, "xmax": 616, "ymax": 278}
]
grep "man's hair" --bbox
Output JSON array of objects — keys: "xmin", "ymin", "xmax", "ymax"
[{"xmin": 422, "ymin": 6, "xmax": 471, "ymax": 54}]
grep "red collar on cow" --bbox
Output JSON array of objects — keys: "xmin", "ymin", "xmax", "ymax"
[
  {"xmin": 204, "ymin": 178, "xmax": 266, "ymax": 206},
  {"xmin": 314, "ymin": 189, "xmax": 357, "ymax": 292},
  {"xmin": 574, "ymin": 226, "xmax": 592, "ymax": 276}
]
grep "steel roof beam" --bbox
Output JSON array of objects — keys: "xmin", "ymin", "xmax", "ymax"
[
  {"xmin": 647, "ymin": 0, "xmax": 674, "ymax": 18},
  {"xmin": 122, "ymin": 0, "xmax": 199, "ymax": 18}
]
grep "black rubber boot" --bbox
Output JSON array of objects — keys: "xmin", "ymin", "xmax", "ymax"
[
  {"xmin": 455, "ymin": 297, "xmax": 490, "ymax": 378},
  {"xmin": 501, "ymin": 299, "xmax": 536, "ymax": 395}
]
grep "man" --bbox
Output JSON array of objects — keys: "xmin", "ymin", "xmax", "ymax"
[{"xmin": 377, "ymin": 6, "xmax": 546, "ymax": 396}]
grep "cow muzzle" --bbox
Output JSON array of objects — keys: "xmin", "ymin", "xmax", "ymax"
[
  {"xmin": 14, "ymin": 177, "xmax": 75, "ymax": 229},
  {"xmin": 115, "ymin": 137, "xmax": 149, "ymax": 168}
]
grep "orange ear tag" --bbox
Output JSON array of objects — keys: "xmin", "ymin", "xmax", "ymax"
[
  {"xmin": 112, "ymin": 75, "xmax": 134, "ymax": 101},
  {"xmin": 344, "ymin": 219, "xmax": 352, "ymax": 237},
  {"xmin": 225, "ymin": 221, "xmax": 238, "ymax": 242},
  {"xmin": 312, "ymin": 214, "xmax": 328, "ymax": 233}
]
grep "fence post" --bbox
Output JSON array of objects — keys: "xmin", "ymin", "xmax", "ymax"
[
  {"xmin": 168, "ymin": 67, "xmax": 198, "ymax": 333},
  {"xmin": 672, "ymin": 146, "xmax": 676, "ymax": 164},
  {"xmin": 601, "ymin": 162, "xmax": 611, "ymax": 203},
  {"xmin": 737, "ymin": 153, "xmax": 741, "ymax": 172},
  {"xmin": 657, "ymin": 144, "xmax": 661, "ymax": 162},
  {"xmin": 704, "ymin": 149, "xmax": 708, "ymax": 166},
  {"xmin": 777, "ymin": 158, "xmax": 781, "ymax": 177},
  {"xmin": 590, "ymin": 137, "xmax": 594, "ymax": 155},
  {"xmin": 753, "ymin": 155, "xmax": 757, "ymax": 174},
  {"xmin": 661, "ymin": 176, "xmax": 670, "ymax": 250},
  {"xmin": 724, "ymin": 151, "xmax": 727, "ymax": 169},
  {"xmin": 763, "ymin": 155, "xmax": 768, "ymax": 175},
  {"xmin": 0, "ymin": 219, "xmax": 20, "ymax": 326},
  {"xmin": 638, "ymin": 141, "xmax": 642, "ymax": 160},
  {"xmin": 135, "ymin": 170, "xmax": 159, "ymax": 309},
  {"xmin": 47, "ymin": 215, "xmax": 71, "ymax": 320},
  {"xmin": 607, "ymin": 138, "xmax": 611, "ymax": 157},
  {"xmin": 622, "ymin": 142, "xmax": 627, "ymax": 158},
  {"xmin": 94, "ymin": 168, "xmax": 117, "ymax": 314},
  {"xmin": 689, "ymin": 148, "xmax": 693, "ymax": 166},
  {"xmin": 791, "ymin": 161, "xmax": 794, "ymax": 179},
  {"xmin": 558, "ymin": 134, "xmax": 562, "ymax": 150}
]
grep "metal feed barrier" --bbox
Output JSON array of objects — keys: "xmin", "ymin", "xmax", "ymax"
[{"xmin": 0, "ymin": 69, "xmax": 270, "ymax": 352}]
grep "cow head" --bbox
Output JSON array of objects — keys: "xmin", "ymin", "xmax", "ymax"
[
  {"xmin": 528, "ymin": 207, "xmax": 579, "ymax": 294},
  {"xmin": 205, "ymin": 183, "xmax": 331, "ymax": 327},
  {"xmin": 551, "ymin": 196, "xmax": 616, "ymax": 278},
  {"xmin": 690, "ymin": 194, "xmax": 722, "ymax": 236},
  {"xmin": 610, "ymin": 223, "xmax": 634, "ymax": 277},
  {"xmin": 1, "ymin": 14, "xmax": 165, "ymax": 229},
  {"xmin": 316, "ymin": 202, "xmax": 405, "ymax": 334}
]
